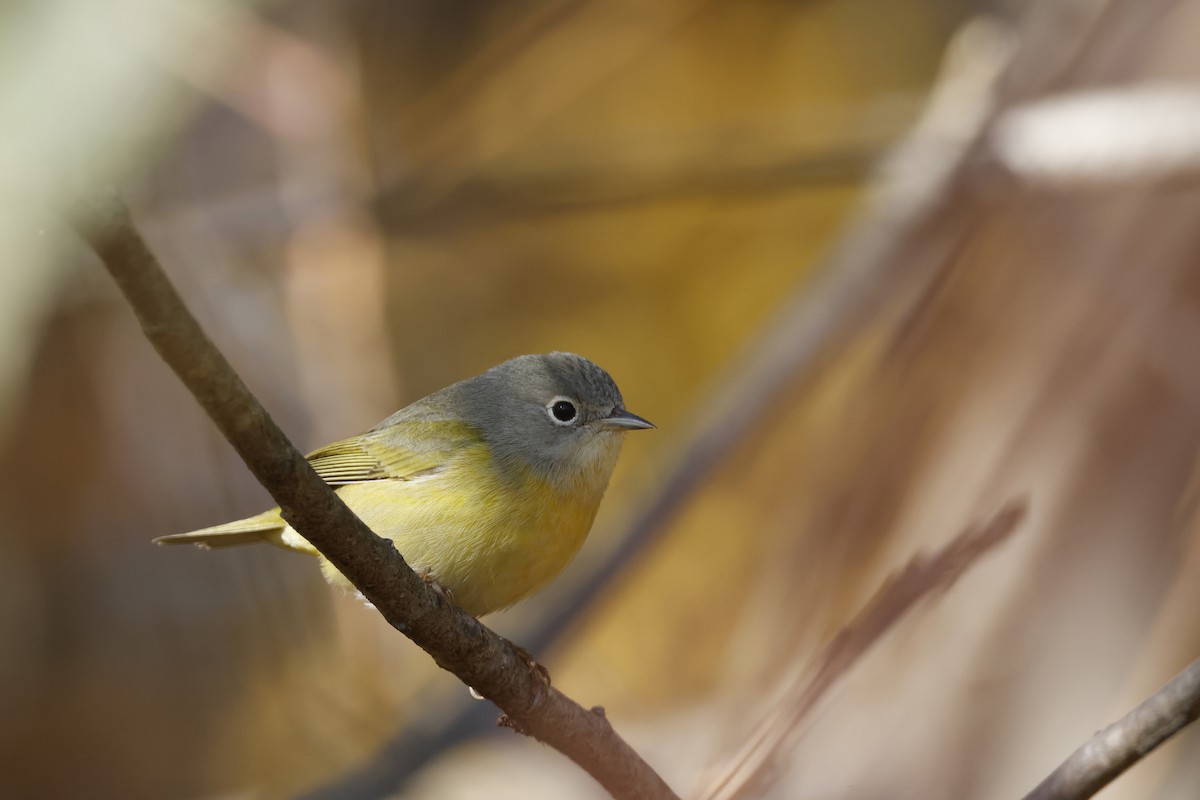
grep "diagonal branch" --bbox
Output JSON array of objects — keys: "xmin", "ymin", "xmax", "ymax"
[
  {"xmin": 1021, "ymin": 657, "xmax": 1200, "ymax": 800},
  {"xmin": 700, "ymin": 500, "xmax": 1028, "ymax": 800},
  {"xmin": 71, "ymin": 187, "xmax": 679, "ymax": 800}
]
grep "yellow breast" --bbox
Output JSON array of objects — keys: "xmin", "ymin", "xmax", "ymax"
[{"xmin": 312, "ymin": 439, "xmax": 613, "ymax": 616}]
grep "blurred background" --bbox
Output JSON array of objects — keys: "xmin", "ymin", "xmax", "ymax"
[{"xmin": 4, "ymin": 0, "xmax": 1200, "ymax": 798}]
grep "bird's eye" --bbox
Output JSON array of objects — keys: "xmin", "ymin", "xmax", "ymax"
[{"xmin": 547, "ymin": 397, "xmax": 578, "ymax": 425}]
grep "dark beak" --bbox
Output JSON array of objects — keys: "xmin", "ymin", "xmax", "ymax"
[{"xmin": 597, "ymin": 407, "xmax": 655, "ymax": 431}]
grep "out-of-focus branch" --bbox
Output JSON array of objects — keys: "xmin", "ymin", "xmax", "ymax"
[
  {"xmin": 1021, "ymin": 658, "xmax": 1200, "ymax": 800},
  {"xmin": 532, "ymin": 16, "xmax": 1017, "ymax": 664},
  {"xmin": 70, "ymin": 188, "xmax": 679, "ymax": 800},
  {"xmin": 377, "ymin": 142, "xmax": 885, "ymax": 233},
  {"xmin": 700, "ymin": 500, "xmax": 1028, "ymax": 800}
]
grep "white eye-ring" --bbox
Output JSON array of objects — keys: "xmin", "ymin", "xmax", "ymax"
[{"xmin": 546, "ymin": 396, "xmax": 579, "ymax": 425}]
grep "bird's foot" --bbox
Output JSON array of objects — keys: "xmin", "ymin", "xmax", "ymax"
[
  {"xmin": 512, "ymin": 642, "xmax": 552, "ymax": 688},
  {"xmin": 417, "ymin": 569, "xmax": 456, "ymax": 608}
]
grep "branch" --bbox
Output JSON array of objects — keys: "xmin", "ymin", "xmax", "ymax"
[
  {"xmin": 1021, "ymin": 657, "xmax": 1200, "ymax": 800},
  {"xmin": 699, "ymin": 500, "xmax": 1028, "ymax": 800},
  {"xmin": 71, "ymin": 187, "xmax": 679, "ymax": 800}
]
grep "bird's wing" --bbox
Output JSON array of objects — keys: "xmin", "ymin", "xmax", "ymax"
[{"xmin": 305, "ymin": 419, "xmax": 479, "ymax": 485}]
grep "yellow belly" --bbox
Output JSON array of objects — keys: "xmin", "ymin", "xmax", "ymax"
[{"xmin": 306, "ymin": 458, "xmax": 602, "ymax": 617}]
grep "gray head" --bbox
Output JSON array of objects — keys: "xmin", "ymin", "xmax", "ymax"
[{"xmin": 452, "ymin": 352, "xmax": 653, "ymax": 490}]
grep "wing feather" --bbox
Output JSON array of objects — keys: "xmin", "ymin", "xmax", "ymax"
[{"xmin": 305, "ymin": 419, "xmax": 478, "ymax": 485}]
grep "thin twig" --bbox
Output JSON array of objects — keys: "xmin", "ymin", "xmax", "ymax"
[
  {"xmin": 699, "ymin": 500, "xmax": 1028, "ymax": 800},
  {"xmin": 1021, "ymin": 657, "xmax": 1200, "ymax": 800},
  {"xmin": 71, "ymin": 188, "xmax": 679, "ymax": 800}
]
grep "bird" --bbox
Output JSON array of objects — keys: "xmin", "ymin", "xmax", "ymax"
[{"xmin": 155, "ymin": 352, "xmax": 654, "ymax": 617}]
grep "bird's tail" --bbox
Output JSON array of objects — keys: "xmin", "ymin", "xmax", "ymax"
[{"xmin": 154, "ymin": 510, "xmax": 314, "ymax": 553}]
